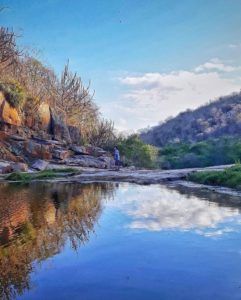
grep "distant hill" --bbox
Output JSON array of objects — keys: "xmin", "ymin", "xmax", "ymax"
[{"xmin": 140, "ymin": 91, "xmax": 241, "ymax": 147}]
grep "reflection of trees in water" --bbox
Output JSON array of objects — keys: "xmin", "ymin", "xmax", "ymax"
[{"xmin": 0, "ymin": 182, "xmax": 116, "ymax": 300}]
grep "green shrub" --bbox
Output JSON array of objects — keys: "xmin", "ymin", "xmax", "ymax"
[
  {"xmin": 0, "ymin": 80, "xmax": 25, "ymax": 109},
  {"xmin": 5, "ymin": 168, "xmax": 79, "ymax": 182},
  {"xmin": 117, "ymin": 134, "xmax": 159, "ymax": 169},
  {"xmin": 188, "ymin": 165, "xmax": 241, "ymax": 189},
  {"xmin": 6, "ymin": 172, "xmax": 31, "ymax": 182},
  {"xmin": 159, "ymin": 137, "xmax": 241, "ymax": 169}
]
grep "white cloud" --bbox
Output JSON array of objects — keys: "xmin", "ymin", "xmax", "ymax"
[
  {"xmin": 228, "ymin": 43, "xmax": 241, "ymax": 49},
  {"xmin": 108, "ymin": 184, "xmax": 241, "ymax": 237},
  {"xmin": 109, "ymin": 59, "xmax": 241, "ymax": 130},
  {"xmin": 195, "ymin": 58, "xmax": 241, "ymax": 72}
]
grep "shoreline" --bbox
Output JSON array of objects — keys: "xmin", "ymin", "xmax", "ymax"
[{"xmin": 1, "ymin": 164, "xmax": 241, "ymax": 198}]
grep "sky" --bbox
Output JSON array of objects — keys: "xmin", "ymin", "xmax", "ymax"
[{"xmin": 1, "ymin": 0, "xmax": 241, "ymax": 132}]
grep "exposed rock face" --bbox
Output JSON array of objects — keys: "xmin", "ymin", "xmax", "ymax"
[
  {"xmin": 86, "ymin": 146, "xmax": 107, "ymax": 157},
  {"xmin": 53, "ymin": 149, "xmax": 71, "ymax": 160},
  {"xmin": 68, "ymin": 125, "xmax": 81, "ymax": 145},
  {"xmin": 50, "ymin": 109, "xmax": 71, "ymax": 143},
  {"xmin": 31, "ymin": 159, "xmax": 49, "ymax": 171},
  {"xmin": 0, "ymin": 93, "xmax": 113, "ymax": 170},
  {"xmin": 66, "ymin": 155, "xmax": 111, "ymax": 169},
  {"xmin": 11, "ymin": 162, "xmax": 28, "ymax": 172},
  {"xmin": 0, "ymin": 92, "xmax": 21, "ymax": 126},
  {"xmin": 24, "ymin": 139, "xmax": 54, "ymax": 160},
  {"xmin": 0, "ymin": 161, "xmax": 12, "ymax": 174},
  {"xmin": 70, "ymin": 145, "xmax": 89, "ymax": 155}
]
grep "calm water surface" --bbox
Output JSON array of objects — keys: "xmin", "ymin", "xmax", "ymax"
[{"xmin": 1, "ymin": 182, "xmax": 241, "ymax": 299}]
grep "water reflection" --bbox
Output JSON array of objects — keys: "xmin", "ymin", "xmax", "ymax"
[
  {"xmin": 110, "ymin": 184, "xmax": 241, "ymax": 236},
  {"xmin": 1, "ymin": 182, "xmax": 241, "ymax": 299},
  {"xmin": 0, "ymin": 182, "xmax": 115, "ymax": 300}
]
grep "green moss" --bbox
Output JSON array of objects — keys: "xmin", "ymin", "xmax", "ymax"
[
  {"xmin": 0, "ymin": 80, "xmax": 25, "ymax": 109},
  {"xmin": 6, "ymin": 172, "xmax": 31, "ymax": 182},
  {"xmin": 5, "ymin": 168, "xmax": 80, "ymax": 182},
  {"xmin": 188, "ymin": 165, "xmax": 241, "ymax": 190}
]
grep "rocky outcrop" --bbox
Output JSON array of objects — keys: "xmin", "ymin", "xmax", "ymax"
[
  {"xmin": 65, "ymin": 155, "xmax": 112, "ymax": 169},
  {"xmin": 49, "ymin": 109, "xmax": 71, "ymax": 143},
  {"xmin": 0, "ymin": 92, "xmax": 21, "ymax": 126},
  {"xmin": 24, "ymin": 139, "xmax": 54, "ymax": 160},
  {"xmin": 0, "ymin": 92, "xmax": 114, "ymax": 169},
  {"xmin": 31, "ymin": 159, "xmax": 49, "ymax": 171}
]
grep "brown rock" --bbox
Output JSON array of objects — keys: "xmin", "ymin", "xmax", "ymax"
[
  {"xmin": 0, "ymin": 92, "xmax": 21, "ymax": 126},
  {"xmin": 66, "ymin": 155, "xmax": 107, "ymax": 169},
  {"xmin": 24, "ymin": 139, "xmax": 54, "ymax": 160},
  {"xmin": 53, "ymin": 149, "xmax": 71, "ymax": 160},
  {"xmin": 70, "ymin": 145, "xmax": 88, "ymax": 155},
  {"xmin": 38, "ymin": 103, "xmax": 51, "ymax": 129},
  {"xmin": 11, "ymin": 162, "xmax": 28, "ymax": 172},
  {"xmin": 50, "ymin": 109, "xmax": 71, "ymax": 143},
  {"xmin": 86, "ymin": 146, "xmax": 107, "ymax": 157}
]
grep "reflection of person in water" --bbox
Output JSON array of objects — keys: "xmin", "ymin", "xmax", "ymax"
[{"xmin": 51, "ymin": 190, "xmax": 60, "ymax": 218}]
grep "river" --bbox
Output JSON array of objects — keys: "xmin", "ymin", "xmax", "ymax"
[{"xmin": 0, "ymin": 182, "xmax": 241, "ymax": 299}]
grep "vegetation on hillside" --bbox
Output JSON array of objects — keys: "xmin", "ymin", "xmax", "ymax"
[
  {"xmin": 188, "ymin": 165, "xmax": 241, "ymax": 190},
  {"xmin": 141, "ymin": 92, "xmax": 241, "ymax": 147},
  {"xmin": 159, "ymin": 137, "xmax": 241, "ymax": 169},
  {"xmin": 0, "ymin": 24, "xmax": 113, "ymax": 147}
]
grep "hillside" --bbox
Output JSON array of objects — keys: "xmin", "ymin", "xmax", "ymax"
[{"xmin": 141, "ymin": 92, "xmax": 241, "ymax": 147}]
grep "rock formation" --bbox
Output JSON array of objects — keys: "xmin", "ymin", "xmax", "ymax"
[{"xmin": 0, "ymin": 93, "xmax": 113, "ymax": 173}]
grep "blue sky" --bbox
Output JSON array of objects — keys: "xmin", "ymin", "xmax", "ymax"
[{"xmin": 1, "ymin": 0, "xmax": 241, "ymax": 131}]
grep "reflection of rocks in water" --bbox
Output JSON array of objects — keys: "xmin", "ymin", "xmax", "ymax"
[{"xmin": 0, "ymin": 182, "xmax": 115, "ymax": 300}]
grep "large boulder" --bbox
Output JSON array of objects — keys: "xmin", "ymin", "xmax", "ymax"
[
  {"xmin": 0, "ymin": 92, "xmax": 21, "ymax": 126},
  {"xmin": 86, "ymin": 146, "xmax": 107, "ymax": 157},
  {"xmin": 70, "ymin": 145, "xmax": 89, "ymax": 155},
  {"xmin": 11, "ymin": 162, "xmax": 28, "ymax": 172},
  {"xmin": 31, "ymin": 159, "xmax": 49, "ymax": 171},
  {"xmin": 0, "ymin": 161, "xmax": 13, "ymax": 174},
  {"xmin": 24, "ymin": 139, "xmax": 54, "ymax": 160},
  {"xmin": 50, "ymin": 109, "xmax": 71, "ymax": 143},
  {"xmin": 66, "ymin": 155, "xmax": 107, "ymax": 169},
  {"xmin": 68, "ymin": 125, "xmax": 81, "ymax": 145},
  {"xmin": 53, "ymin": 149, "xmax": 71, "ymax": 160}
]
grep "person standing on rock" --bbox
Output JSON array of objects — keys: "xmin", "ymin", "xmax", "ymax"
[{"xmin": 114, "ymin": 146, "xmax": 120, "ymax": 169}]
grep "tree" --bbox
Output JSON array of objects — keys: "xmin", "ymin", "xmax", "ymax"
[{"xmin": 0, "ymin": 27, "xmax": 21, "ymax": 71}]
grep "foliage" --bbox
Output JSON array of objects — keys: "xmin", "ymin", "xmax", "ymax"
[
  {"xmin": 141, "ymin": 92, "xmax": 241, "ymax": 147},
  {"xmin": 0, "ymin": 25, "xmax": 117, "ymax": 148},
  {"xmin": 117, "ymin": 134, "xmax": 159, "ymax": 169},
  {"xmin": 0, "ymin": 80, "xmax": 25, "ymax": 108},
  {"xmin": 159, "ymin": 137, "xmax": 241, "ymax": 169},
  {"xmin": 0, "ymin": 27, "xmax": 21, "ymax": 71},
  {"xmin": 188, "ymin": 165, "xmax": 241, "ymax": 190},
  {"xmin": 87, "ymin": 119, "xmax": 115, "ymax": 148}
]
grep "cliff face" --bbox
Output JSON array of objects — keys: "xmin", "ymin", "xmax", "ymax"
[
  {"xmin": 0, "ymin": 92, "xmax": 79, "ymax": 162},
  {"xmin": 0, "ymin": 93, "xmax": 113, "ymax": 170},
  {"xmin": 141, "ymin": 92, "xmax": 241, "ymax": 147}
]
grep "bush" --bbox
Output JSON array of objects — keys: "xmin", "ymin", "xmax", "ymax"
[
  {"xmin": 117, "ymin": 134, "xmax": 159, "ymax": 169},
  {"xmin": 0, "ymin": 80, "xmax": 25, "ymax": 109},
  {"xmin": 159, "ymin": 137, "xmax": 241, "ymax": 169},
  {"xmin": 188, "ymin": 165, "xmax": 241, "ymax": 189}
]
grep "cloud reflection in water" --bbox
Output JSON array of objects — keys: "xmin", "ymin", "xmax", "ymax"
[{"xmin": 110, "ymin": 184, "xmax": 241, "ymax": 237}]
